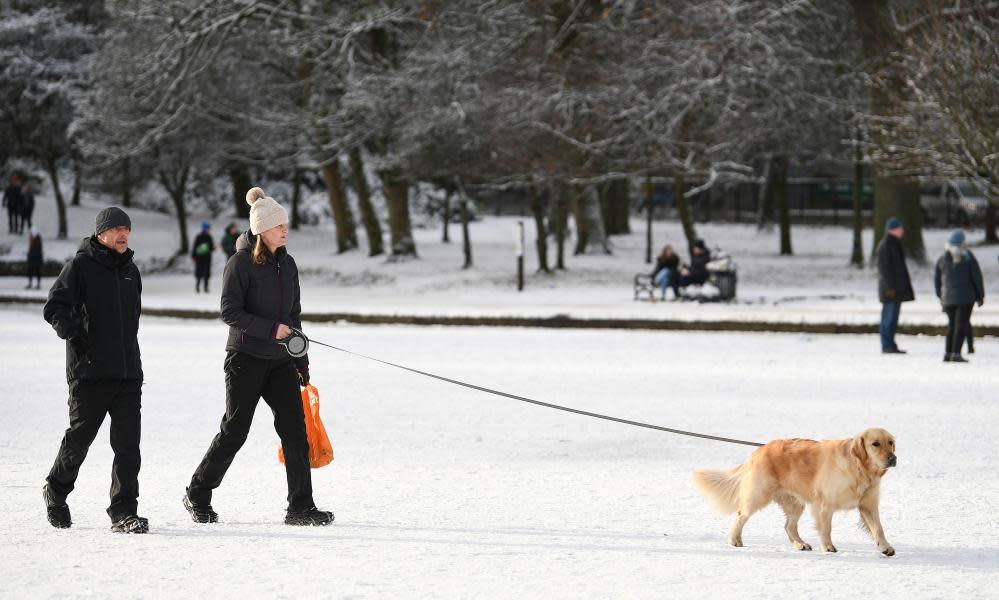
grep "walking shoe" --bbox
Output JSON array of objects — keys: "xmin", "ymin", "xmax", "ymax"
[
  {"xmin": 943, "ymin": 353, "xmax": 952, "ymax": 362},
  {"xmin": 882, "ymin": 348, "xmax": 907, "ymax": 354},
  {"xmin": 968, "ymin": 344, "xmax": 975, "ymax": 354},
  {"xmin": 285, "ymin": 506, "xmax": 334, "ymax": 526},
  {"xmin": 43, "ymin": 485, "xmax": 71, "ymax": 529},
  {"xmin": 183, "ymin": 494, "xmax": 218, "ymax": 523},
  {"xmin": 111, "ymin": 515, "xmax": 149, "ymax": 534},
  {"xmin": 949, "ymin": 353, "xmax": 968, "ymax": 363}
]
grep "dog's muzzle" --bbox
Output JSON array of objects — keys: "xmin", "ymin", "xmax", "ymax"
[{"xmin": 886, "ymin": 454, "xmax": 897, "ymax": 468}]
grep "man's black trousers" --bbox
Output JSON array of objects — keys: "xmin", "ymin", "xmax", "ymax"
[
  {"xmin": 188, "ymin": 352, "xmax": 314, "ymax": 510},
  {"xmin": 46, "ymin": 379, "xmax": 142, "ymax": 521}
]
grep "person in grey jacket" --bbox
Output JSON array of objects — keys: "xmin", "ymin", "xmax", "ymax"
[
  {"xmin": 184, "ymin": 187, "xmax": 333, "ymax": 527},
  {"xmin": 934, "ymin": 229, "xmax": 984, "ymax": 363}
]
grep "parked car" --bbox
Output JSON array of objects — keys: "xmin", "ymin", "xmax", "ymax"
[{"xmin": 921, "ymin": 180, "xmax": 990, "ymax": 226}]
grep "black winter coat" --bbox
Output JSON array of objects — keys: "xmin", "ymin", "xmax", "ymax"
[
  {"xmin": 2, "ymin": 184, "xmax": 21, "ymax": 211},
  {"xmin": 651, "ymin": 254, "xmax": 680, "ymax": 278},
  {"xmin": 221, "ymin": 231, "xmax": 308, "ymax": 370},
  {"xmin": 44, "ymin": 237, "xmax": 143, "ymax": 382},
  {"xmin": 934, "ymin": 251, "xmax": 984, "ymax": 307},
  {"xmin": 21, "ymin": 191, "xmax": 34, "ymax": 217},
  {"xmin": 687, "ymin": 250, "xmax": 711, "ymax": 284},
  {"xmin": 876, "ymin": 235, "xmax": 915, "ymax": 303},
  {"xmin": 27, "ymin": 235, "xmax": 43, "ymax": 266}
]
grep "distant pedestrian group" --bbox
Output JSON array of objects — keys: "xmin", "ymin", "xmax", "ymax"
[
  {"xmin": 876, "ymin": 217, "xmax": 985, "ymax": 362},
  {"xmin": 3, "ymin": 175, "xmax": 35, "ymax": 235},
  {"xmin": 651, "ymin": 239, "xmax": 712, "ymax": 300}
]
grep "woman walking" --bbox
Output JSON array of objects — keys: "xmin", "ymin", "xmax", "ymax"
[
  {"xmin": 184, "ymin": 187, "xmax": 333, "ymax": 526},
  {"xmin": 26, "ymin": 226, "xmax": 43, "ymax": 289},
  {"xmin": 934, "ymin": 230, "xmax": 984, "ymax": 363}
]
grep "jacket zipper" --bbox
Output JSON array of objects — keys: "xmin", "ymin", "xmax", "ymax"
[
  {"xmin": 276, "ymin": 261, "xmax": 283, "ymax": 328},
  {"xmin": 116, "ymin": 267, "xmax": 127, "ymax": 377}
]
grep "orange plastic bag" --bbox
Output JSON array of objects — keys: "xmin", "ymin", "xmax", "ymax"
[{"xmin": 279, "ymin": 384, "xmax": 334, "ymax": 468}]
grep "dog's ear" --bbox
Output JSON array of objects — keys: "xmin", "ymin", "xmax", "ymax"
[{"xmin": 852, "ymin": 435, "xmax": 869, "ymax": 464}]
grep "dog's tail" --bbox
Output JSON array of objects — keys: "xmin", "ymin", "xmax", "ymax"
[{"xmin": 692, "ymin": 465, "xmax": 745, "ymax": 514}]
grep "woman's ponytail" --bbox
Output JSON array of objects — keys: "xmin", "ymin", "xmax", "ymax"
[{"xmin": 252, "ymin": 235, "xmax": 267, "ymax": 266}]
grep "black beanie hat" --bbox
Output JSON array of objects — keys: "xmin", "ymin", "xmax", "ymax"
[{"xmin": 95, "ymin": 207, "xmax": 131, "ymax": 235}]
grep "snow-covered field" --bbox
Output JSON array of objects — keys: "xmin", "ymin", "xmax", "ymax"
[
  {"xmin": 3, "ymin": 190, "xmax": 999, "ymax": 327},
  {"xmin": 1, "ymin": 304, "xmax": 997, "ymax": 598}
]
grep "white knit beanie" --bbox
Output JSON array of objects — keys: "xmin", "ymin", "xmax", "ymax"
[{"xmin": 246, "ymin": 187, "xmax": 288, "ymax": 235}]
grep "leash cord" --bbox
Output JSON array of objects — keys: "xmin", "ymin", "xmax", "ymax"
[{"xmin": 306, "ymin": 337, "xmax": 764, "ymax": 448}]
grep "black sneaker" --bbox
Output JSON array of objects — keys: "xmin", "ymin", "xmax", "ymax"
[
  {"xmin": 183, "ymin": 494, "xmax": 218, "ymax": 523},
  {"xmin": 43, "ymin": 486, "xmax": 71, "ymax": 529},
  {"xmin": 285, "ymin": 506, "xmax": 334, "ymax": 526},
  {"xmin": 882, "ymin": 348, "xmax": 907, "ymax": 354},
  {"xmin": 949, "ymin": 354, "xmax": 968, "ymax": 363},
  {"xmin": 111, "ymin": 515, "xmax": 149, "ymax": 534}
]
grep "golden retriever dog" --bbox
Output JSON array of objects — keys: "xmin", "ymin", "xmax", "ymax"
[{"xmin": 693, "ymin": 428, "xmax": 897, "ymax": 555}]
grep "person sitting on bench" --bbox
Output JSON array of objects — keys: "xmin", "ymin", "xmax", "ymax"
[
  {"xmin": 677, "ymin": 239, "xmax": 711, "ymax": 289},
  {"xmin": 651, "ymin": 244, "xmax": 680, "ymax": 300}
]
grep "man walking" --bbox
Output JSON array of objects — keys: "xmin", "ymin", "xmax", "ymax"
[
  {"xmin": 875, "ymin": 217, "xmax": 914, "ymax": 354},
  {"xmin": 42, "ymin": 207, "xmax": 148, "ymax": 533}
]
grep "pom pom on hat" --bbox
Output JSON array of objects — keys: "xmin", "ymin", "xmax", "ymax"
[
  {"xmin": 246, "ymin": 187, "xmax": 266, "ymax": 206},
  {"xmin": 245, "ymin": 186, "xmax": 288, "ymax": 235}
]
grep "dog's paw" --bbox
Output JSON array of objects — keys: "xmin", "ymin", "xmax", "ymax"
[
  {"xmin": 728, "ymin": 537, "xmax": 743, "ymax": 548},
  {"xmin": 794, "ymin": 542, "xmax": 812, "ymax": 551},
  {"xmin": 822, "ymin": 544, "xmax": 837, "ymax": 553},
  {"xmin": 881, "ymin": 545, "xmax": 895, "ymax": 557}
]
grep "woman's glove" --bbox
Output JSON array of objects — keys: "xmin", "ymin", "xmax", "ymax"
[{"xmin": 297, "ymin": 366, "xmax": 310, "ymax": 387}]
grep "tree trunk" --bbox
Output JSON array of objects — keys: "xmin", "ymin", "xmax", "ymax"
[
  {"xmin": 381, "ymin": 171, "xmax": 416, "ymax": 257},
  {"xmin": 674, "ymin": 176, "xmax": 697, "ymax": 251},
  {"xmin": 290, "ymin": 169, "xmax": 302, "ymax": 230},
  {"xmin": 851, "ymin": 0, "xmax": 926, "ymax": 263},
  {"xmin": 755, "ymin": 159, "xmax": 774, "ymax": 229},
  {"xmin": 644, "ymin": 175, "xmax": 653, "ymax": 264},
  {"xmin": 600, "ymin": 179, "xmax": 631, "ymax": 235},
  {"xmin": 455, "ymin": 176, "xmax": 472, "ymax": 268},
  {"xmin": 71, "ymin": 159, "xmax": 82, "ymax": 207},
  {"xmin": 584, "ymin": 185, "xmax": 611, "ymax": 254},
  {"xmin": 45, "ymin": 156, "xmax": 68, "ymax": 239},
  {"xmin": 552, "ymin": 180, "xmax": 568, "ymax": 269},
  {"xmin": 229, "ymin": 165, "xmax": 251, "ymax": 219},
  {"xmin": 571, "ymin": 185, "xmax": 589, "ymax": 255},
  {"xmin": 348, "ymin": 148, "xmax": 384, "ymax": 256},
  {"xmin": 441, "ymin": 186, "xmax": 452, "ymax": 243},
  {"xmin": 870, "ymin": 177, "xmax": 925, "ymax": 261},
  {"xmin": 850, "ymin": 143, "xmax": 865, "ymax": 266},
  {"xmin": 160, "ymin": 168, "xmax": 190, "ymax": 255},
  {"xmin": 528, "ymin": 185, "xmax": 550, "ymax": 272},
  {"xmin": 772, "ymin": 155, "xmax": 793, "ymax": 256},
  {"xmin": 322, "ymin": 160, "xmax": 358, "ymax": 254},
  {"xmin": 120, "ymin": 157, "xmax": 132, "ymax": 208}
]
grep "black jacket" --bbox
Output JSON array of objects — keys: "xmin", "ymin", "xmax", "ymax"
[
  {"xmin": 221, "ymin": 231, "xmax": 238, "ymax": 258},
  {"xmin": 2, "ymin": 184, "xmax": 21, "ymax": 210},
  {"xmin": 651, "ymin": 254, "xmax": 680, "ymax": 279},
  {"xmin": 875, "ymin": 235, "xmax": 915, "ymax": 303},
  {"xmin": 221, "ymin": 231, "xmax": 308, "ymax": 369},
  {"xmin": 44, "ymin": 237, "xmax": 143, "ymax": 382},
  {"xmin": 21, "ymin": 191, "xmax": 34, "ymax": 216},
  {"xmin": 191, "ymin": 232, "xmax": 215, "ymax": 261},
  {"xmin": 935, "ymin": 250, "xmax": 984, "ymax": 307},
  {"xmin": 687, "ymin": 250, "xmax": 711, "ymax": 284},
  {"xmin": 27, "ymin": 235, "xmax": 43, "ymax": 266}
]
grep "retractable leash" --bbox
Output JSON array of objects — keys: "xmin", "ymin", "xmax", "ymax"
[{"xmin": 281, "ymin": 328, "xmax": 763, "ymax": 448}]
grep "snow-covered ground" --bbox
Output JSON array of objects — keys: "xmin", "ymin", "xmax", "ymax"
[
  {"xmin": 1, "ymin": 305, "xmax": 997, "ymax": 598},
  {"xmin": 3, "ymin": 189, "xmax": 999, "ymax": 327}
]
